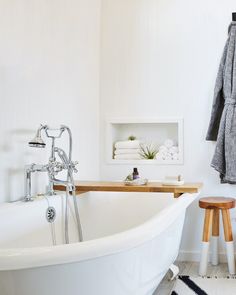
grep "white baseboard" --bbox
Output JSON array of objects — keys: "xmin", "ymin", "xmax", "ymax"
[{"xmin": 177, "ymin": 250, "xmax": 230, "ymax": 263}]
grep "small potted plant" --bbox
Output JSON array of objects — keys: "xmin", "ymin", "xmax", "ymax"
[
  {"xmin": 128, "ymin": 135, "xmax": 136, "ymax": 141},
  {"xmin": 139, "ymin": 143, "xmax": 158, "ymax": 160}
]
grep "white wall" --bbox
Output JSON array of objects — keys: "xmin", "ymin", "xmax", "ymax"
[
  {"xmin": 0, "ymin": 0, "xmax": 101, "ymax": 202},
  {"xmin": 1, "ymin": 0, "xmax": 236, "ymax": 261},
  {"xmin": 100, "ymin": 0, "xmax": 236, "ymax": 260}
]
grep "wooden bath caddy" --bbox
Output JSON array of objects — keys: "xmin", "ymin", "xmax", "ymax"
[{"xmin": 54, "ymin": 181, "xmax": 202, "ymax": 198}]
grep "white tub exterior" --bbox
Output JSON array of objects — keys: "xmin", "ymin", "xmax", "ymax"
[{"xmin": 0, "ymin": 191, "xmax": 198, "ymax": 295}]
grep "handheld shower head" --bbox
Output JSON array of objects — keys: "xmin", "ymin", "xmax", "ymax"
[
  {"xmin": 28, "ymin": 124, "xmax": 69, "ymax": 148},
  {"xmin": 29, "ymin": 126, "xmax": 46, "ymax": 148}
]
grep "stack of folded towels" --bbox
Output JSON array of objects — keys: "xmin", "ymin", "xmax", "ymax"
[
  {"xmin": 114, "ymin": 140, "xmax": 141, "ymax": 160},
  {"xmin": 157, "ymin": 139, "xmax": 179, "ymax": 161}
]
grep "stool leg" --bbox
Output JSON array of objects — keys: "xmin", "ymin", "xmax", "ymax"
[
  {"xmin": 222, "ymin": 209, "xmax": 235, "ymax": 275},
  {"xmin": 199, "ymin": 209, "xmax": 213, "ymax": 276},
  {"xmin": 212, "ymin": 208, "xmax": 219, "ymax": 266}
]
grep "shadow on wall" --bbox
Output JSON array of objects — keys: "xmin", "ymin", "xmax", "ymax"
[{"xmin": 0, "ymin": 129, "xmax": 48, "ymax": 202}]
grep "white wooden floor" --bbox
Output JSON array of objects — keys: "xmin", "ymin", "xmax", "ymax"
[{"xmin": 154, "ymin": 261, "xmax": 230, "ymax": 295}]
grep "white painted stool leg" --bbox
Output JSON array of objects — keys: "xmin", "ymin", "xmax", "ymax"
[
  {"xmin": 199, "ymin": 242, "xmax": 210, "ymax": 276},
  {"xmin": 221, "ymin": 209, "xmax": 235, "ymax": 275},
  {"xmin": 199, "ymin": 209, "xmax": 213, "ymax": 276},
  {"xmin": 211, "ymin": 236, "xmax": 219, "ymax": 266},
  {"xmin": 226, "ymin": 241, "xmax": 235, "ymax": 275}
]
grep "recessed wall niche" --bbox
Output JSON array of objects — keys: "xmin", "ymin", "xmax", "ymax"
[{"xmin": 106, "ymin": 118, "xmax": 184, "ymax": 165}]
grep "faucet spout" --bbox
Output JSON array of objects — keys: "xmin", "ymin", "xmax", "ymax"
[{"xmin": 24, "ymin": 164, "xmax": 48, "ymax": 201}]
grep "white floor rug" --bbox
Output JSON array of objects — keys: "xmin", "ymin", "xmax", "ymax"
[{"xmin": 170, "ymin": 276, "xmax": 236, "ymax": 295}]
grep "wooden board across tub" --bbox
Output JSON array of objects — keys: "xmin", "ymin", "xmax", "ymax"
[{"xmin": 54, "ymin": 181, "xmax": 203, "ymax": 198}]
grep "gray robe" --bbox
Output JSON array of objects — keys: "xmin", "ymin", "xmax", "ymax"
[{"xmin": 206, "ymin": 22, "xmax": 236, "ymax": 183}]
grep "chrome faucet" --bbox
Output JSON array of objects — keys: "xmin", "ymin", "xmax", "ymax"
[
  {"xmin": 25, "ymin": 124, "xmax": 83, "ymax": 243},
  {"xmin": 24, "ymin": 125, "xmax": 78, "ymax": 201}
]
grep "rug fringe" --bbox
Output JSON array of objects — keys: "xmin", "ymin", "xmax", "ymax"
[{"xmin": 177, "ymin": 275, "xmax": 236, "ymax": 279}]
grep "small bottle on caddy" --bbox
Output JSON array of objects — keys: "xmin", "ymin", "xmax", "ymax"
[{"xmin": 132, "ymin": 168, "xmax": 139, "ymax": 180}]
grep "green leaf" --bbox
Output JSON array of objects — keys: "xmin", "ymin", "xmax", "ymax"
[{"xmin": 139, "ymin": 144, "xmax": 158, "ymax": 160}]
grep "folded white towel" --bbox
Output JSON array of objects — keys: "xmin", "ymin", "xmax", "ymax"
[
  {"xmin": 115, "ymin": 140, "xmax": 140, "ymax": 149},
  {"xmin": 115, "ymin": 148, "xmax": 140, "ymax": 155},
  {"xmin": 114, "ymin": 154, "xmax": 141, "ymax": 160}
]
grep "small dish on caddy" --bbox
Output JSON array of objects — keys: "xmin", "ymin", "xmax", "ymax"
[{"xmin": 124, "ymin": 178, "xmax": 148, "ymax": 186}]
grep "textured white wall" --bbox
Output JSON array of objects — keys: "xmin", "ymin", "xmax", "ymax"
[
  {"xmin": 0, "ymin": 0, "xmax": 101, "ymax": 202},
  {"xmin": 100, "ymin": 0, "xmax": 236, "ymax": 260}
]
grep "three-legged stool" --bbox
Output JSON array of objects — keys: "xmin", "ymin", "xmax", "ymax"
[{"xmin": 199, "ymin": 197, "xmax": 235, "ymax": 276}]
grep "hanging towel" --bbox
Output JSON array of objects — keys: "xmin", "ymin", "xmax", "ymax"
[
  {"xmin": 206, "ymin": 21, "xmax": 236, "ymax": 183},
  {"xmin": 114, "ymin": 148, "xmax": 140, "ymax": 155},
  {"xmin": 114, "ymin": 140, "xmax": 140, "ymax": 149}
]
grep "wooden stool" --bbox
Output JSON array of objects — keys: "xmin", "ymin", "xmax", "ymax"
[{"xmin": 199, "ymin": 197, "xmax": 236, "ymax": 276}]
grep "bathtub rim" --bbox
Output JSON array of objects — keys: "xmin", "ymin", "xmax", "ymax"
[{"xmin": 0, "ymin": 192, "xmax": 199, "ymax": 271}]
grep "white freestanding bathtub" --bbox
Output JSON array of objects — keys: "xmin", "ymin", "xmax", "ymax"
[{"xmin": 0, "ymin": 191, "xmax": 198, "ymax": 295}]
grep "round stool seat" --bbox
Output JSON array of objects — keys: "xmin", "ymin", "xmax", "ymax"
[{"xmin": 199, "ymin": 197, "xmax": 235, "ymax": 210}]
